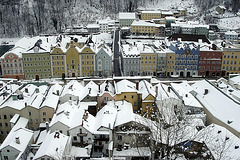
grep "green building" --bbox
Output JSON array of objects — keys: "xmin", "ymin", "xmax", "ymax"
[{"xmin": 22, "ymin": 39, "xmax": 51, "ymax": 80}]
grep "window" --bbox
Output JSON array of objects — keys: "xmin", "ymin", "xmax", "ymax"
[
  {"xmin": 0, "ymin": 123, "xmax": 2, "ymax": 127},
  {"xmin": 4, "ymin": 115, "xmax": 7, "ymax": 119},
  {"xmin": 124, "ymin": 95, "xmax": 126, "ymax": 98},
  {"xmin": 5, "ymin": 123, "xmax": 8, "ymax": 127},
  {"xmin": 118, "ymin": 135, "xmax": 122, "ymax": 140},
  {"xmin": 43, "ymin": 112, "xmax": 46, "ymax": 116},
  {"xmin": 132, "ymin": 95, "xmax": 134, "ymax": 99},
  {"xmin": 73, "ymin": 136, "xmax": 77, "ymax": 141},
  {"xmin": 4, "ymin": 156, "xmax": 8, "ymax": 160},
  {"xmin": 28, "ymin": 112, "xmax": 31, "ymax": 116},
  {"xmin": 43, "ymin": 118, "xmax": 46, "ymax": 122}
]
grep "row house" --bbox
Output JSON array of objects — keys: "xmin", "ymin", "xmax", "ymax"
[
  {"xmin": 222, "ymin": 47, "xmax": 240, "ymax": 76},
  {"xmin": 140, "ymin": 11, "xmax": 161, "ymax": 20},
  {"xmin": 0, "ymin": 82, "xmax": 62, "ymax": 142},
  {"xmin": 171, "ymin": 23, "xmax": 209, "ymax": 38},
  {"xmin": 95, "ymin": 41, "xmax": 113, "ymax": 77},
  {"xmin": 131, "ymin": 20, "xmax": 156, "ymax": 36},
  {"xmin": 22, "ymin": 39, "xmax": 51, "ymax": 80},
  {"xmin": 139, "ymin": 44, "xmax": 158, "ymax": 76},
  {"xmin": 169, "ymin": 41, "xmax": 200, "ymax": 77},
  {"xmin": 0, "ymin": 46, "xmax": 24, "ymax": 79},
  {"xmin": 198, "ymin": 45, "xmax": 222, "ymax": 77},
  {"xmin": 121, "ymin": 44, "xmax": 141, "ymax": 76},
  {"xmin": 140, "ymin": 10, "xmax": 175, "ymax": 20}
]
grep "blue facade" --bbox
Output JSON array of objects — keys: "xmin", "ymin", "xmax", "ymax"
[
  {"xmin": 170, "ymin": 42, "xmax": 200, "ymax": 77},
  {"xmin": 95, "ymin": 47, "xmax": 112, "ymax": 77}
]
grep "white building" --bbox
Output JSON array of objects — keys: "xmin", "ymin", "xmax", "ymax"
[{"xmin": 225, "ymin": 31, "xmax": 239, "ymax": 41}]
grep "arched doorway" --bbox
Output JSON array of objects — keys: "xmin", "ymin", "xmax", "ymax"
[
  {"xmin": 72, "ymin": 73, "xmax": 75, "ymax": 77},
  {"xmin": 187, "ymin": 72, "xmax": 191, "ymax": 77},
  {"xmin": 62, "ymin": 73, "xmax": 65, "ymax": 80},
  {"xmin": 206, "ymin": 71, "xmax": 209, "ymax": 77},
  {"xmin": 35, "ymin": 75, "xmax": 39, "ymax": 81},
  {"xmin": 180, "ymin": 72, "xmax": 184, "ymax": 77}
]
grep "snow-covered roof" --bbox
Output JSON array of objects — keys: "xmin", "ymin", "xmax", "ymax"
[
  {"xmin": 95, "ymin": 104, "xmax": 117, "ymax": 131},
  {"xmin": 121, "ymin": 44, "xmax": 140, "ymax": 58},
  {"xmin": 155, "ymin": 83, "xmax": 179, "ymax": 100},
  {"xmin": 195, "ymin": 124, "xmax": 240, "ymax": 160},
  {"xmin": 70, "ymin": 146, "xmax": 90, "ymax": 158},
  {"xmin": 1, "ymin": 46, "xmax": 25, "ymax": 59},
  {"xmin": 96, "ymin": 41, "xmax": 113, "ymax": 57},
  {"xmin": 115, "ymin": 79, "xmax": 139, "ymax": 94},
  {"xmin": 86, "ymin": 24, "xmax": 100, "ymax": 29},
  {"xmin": 113, "ymin": 147, "xmax": 151, "ymax": 157},
  {"xmin": 170, "ymin": 82, "xmax": 203, "ymax": 108},
  {"xmin": 141, "ymin": 10, "xmax": 161, "ymax": 14},
  {"xmin": 192, "ymin": 80, "xmax": 240, "ymax": 134},
  {"xmin": 119, "ymin": 12, "xmax": 136, "ymax": 19},
  {"xmin": 49, "ymin": 101, "xmax": 78, "ymax": 129},
  {"xmin": 131, "ymin": 20, "xmax": 156, "ymax": 27},
  {"xmin": 99, "ymin": 81, "xmax": 115, "ymax": 97},
  {"xmin": 79, "ymin": 80, "xmax": 99, "ymax": 101},
  {"xmin": 225, "ymin": 31, "xmax": 238, "ymax": 36},
  {"xmin": 61, "ymin": 80, "xmax": 84, "ymax": 98},
  {"xmin": 0, "ymin": 117, "xmax": 32, "ymax": 155},
  {"xmin": 33, "ymin": 131, "xmax": 69, "ymax": 159},
  {"xmin": 0, "ymin": 84, "xmax": 47, "ymax": 110},
  {"xmin": 139, "ymin": 80, "xmax": 156, "ymax": 100},
  {"xmin": 113, "ymin": 100, "xmax": 149, "ymax": 128},
  {"xmin": 36, "ymin": 130, "xmax": 48, "ymax": 145}
]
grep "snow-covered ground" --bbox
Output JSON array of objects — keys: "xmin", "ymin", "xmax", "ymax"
[
  {"xmin": 0, "ymin": 38, "xmax": 21, "ymax": 45},
  {"xmin": 218, "ymin": 16, "xmax": 240, "ymax": 30},
  {"xmin": 140, "ymin": 0, "xmax": 198, "ymax": 14}
]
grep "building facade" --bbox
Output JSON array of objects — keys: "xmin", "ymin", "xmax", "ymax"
[
  {"xmin": 222, "ymin": 48, "xmax": 240, "ymax": 76},
  {"xmin": 1, "ymin": 47, "xmax": 24, "ymax": 79},
  {"xmin": 170, "ymin": 42, "xmax": 200, "ymax": 77},
  {"xmin": 199, "ymin": 48, "xmax": 222, "ymax": 77},
  {"xmin": 95, "ymin": 42, "xmax": 113, "ymax": 77}
]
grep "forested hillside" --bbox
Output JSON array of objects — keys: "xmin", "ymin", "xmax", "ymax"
[{"xmin": 0, "ymin": 0, "xmax": 238, "ymax": 37}]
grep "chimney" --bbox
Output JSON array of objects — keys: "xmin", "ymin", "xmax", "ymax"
[
  {"xmin": 204, "ymin": 89, "xmax": 208, "ymax": 95},
  {"xmin": 136, "ymin": 82, "xmax": 139, "ymax": 90},
  {"xmin": 15, "ymin": 137, "xmax": 20, "ymax": 144},
  {"xmin": 185, "ymin": 94, "xmax": 188, "ymax": 97},
  {"xmin": 156, "ymin": 85, "xmax": 158, "ymax": 96},
  {"xmin": 56, "ymin": 90, "xmax": 60, "ymax": 96},
  {"xmin": 25, "ymin": 88, "xmax": 28, "ymax": 93},
  {"xmin": 168, "ymin": 86, "xmax": 171, "ymax": 92},
  {"xmin": 46, "ymin": 122, "xmax": 49, "ymax": 132}
]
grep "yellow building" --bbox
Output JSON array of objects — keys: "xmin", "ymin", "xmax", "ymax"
[
  {"xmin": 139, "ymin": 80, "xmax": 156, "ymax": 118},
  {"xmin": 66, "ymin": 43, "xmax": 81, "ymax": 77},
  {"xmin": 141, "ymin": 11, "xmax": 161, "ymax": 20},
  {"xmin": 131, "ymin": 20, "xmax": 156, "ymax": 36},
  {"xmin": 166, "ymin": 52, "xmax": 175, "ymax": 76},
  {"xmin": 140, "ymin": 45, "xmax": 157, "ymax": 76},
  {"xmin": 51, "ymin": 48, "xmax": 66, "ymax": 78},
  {"xmin": 115, "ymin": 80, "xmax": 142, "ymax": 113},
  {"xmin": 222, "ymin": 48, "xmax": 240, "ymax": 76},
  {"xmin": 79, "ymin": 45, "xmax": 95, "ymax": 77}
]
